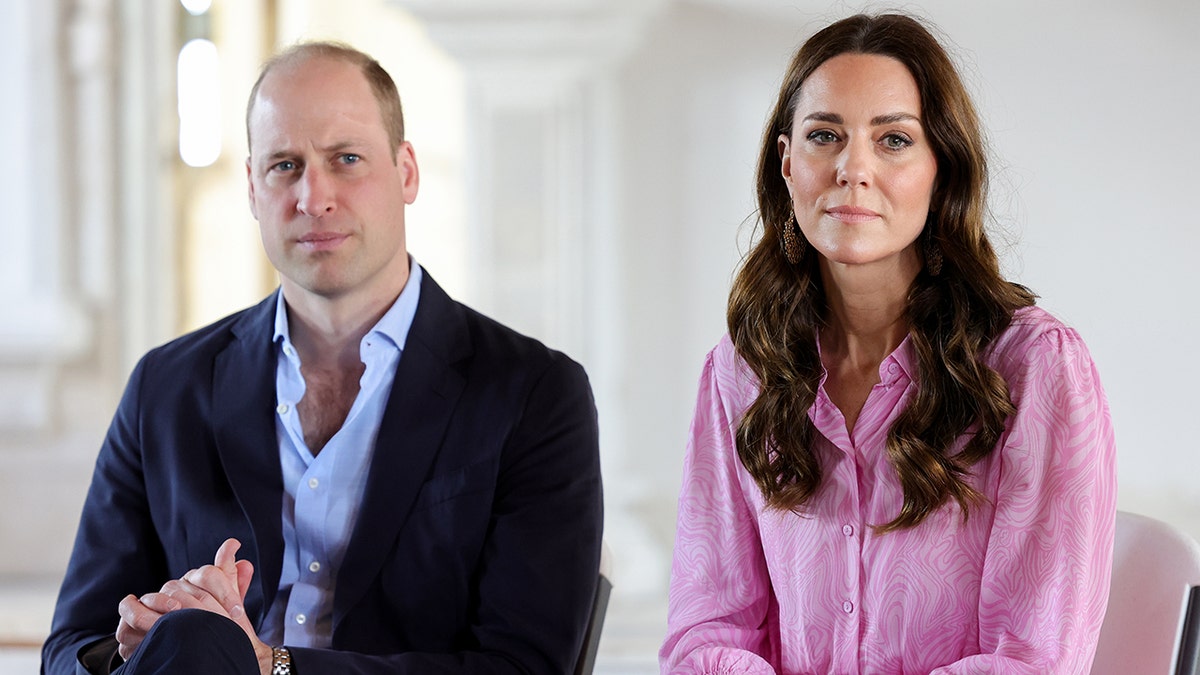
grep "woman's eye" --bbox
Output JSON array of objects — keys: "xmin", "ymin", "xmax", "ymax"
[
  {"xmin": 882, "ymin": 134, "xmax": 913, "ymax": 150},
  {"xmin": 807, "ymin": 130, "xmax": 839, "ymax": 144}
]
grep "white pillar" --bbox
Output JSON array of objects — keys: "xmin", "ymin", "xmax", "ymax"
[
  {"xmin": 0, "ymin": 0, "xmax": 176, "ymax": 578},
  {"xmin": 395, "ymin": 0, "xmax": 671, "ymax": 597},
  {"xmin": 0, "ymin": 0, "xmax": 91, "ymax": 433}
]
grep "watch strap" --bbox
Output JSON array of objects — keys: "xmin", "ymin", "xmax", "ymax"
[{"xmin": 271, "ymin": 646, "xmax": 292, "ymax": 675}]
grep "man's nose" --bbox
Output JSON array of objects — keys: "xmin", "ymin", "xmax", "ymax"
[{"xmin": 296, "ymin": 167, "xmax": 336, "ymax": 216}]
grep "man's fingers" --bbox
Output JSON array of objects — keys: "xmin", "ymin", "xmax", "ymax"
[
  {"xmin": 116, "ymin": 634, "xmax": 139, "ymax": 662},
  {"xmin": 235, "ymin": 559, "xmax": 255, "ymax": 604},
  {"xmin": 114, "ymin": 540, "xmax": 255, "ymax": 662},
  {"xmin": 117, "ymin": 594, "xmax": 162, "ymax": 632},
  {"xmin": 213, "ymin": 538, "xmax": 241, "ymax": 576},
  {"xmin": 160, "ymin": 577, "xmax": 226, "ymax": 617},
  {"xmin": 137, "ymin": 591, "xmax": 180, "ymax": 614},
  {"xmin": 116, "ymin": 594, "xmax": 139, "ymax": 624},
  {"xmin": 115, "ymin": 617, "xmax": 145, "ymax": 651},
  {"xmin": 116, "ymin": 594, "xmax": 160, "ymax": 661},
  {"xmin": 181, "ymin": 564, "xmax": 242, "ymax": 611}
]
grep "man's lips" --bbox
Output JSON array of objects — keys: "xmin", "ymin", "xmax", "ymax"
[
  {"xmin": 825, "ymin": 206, "xmax": 880, "ymax": 223},
  {"xmin": 296, "ymin": 232, "xmax": 349, "ymax": 251}
]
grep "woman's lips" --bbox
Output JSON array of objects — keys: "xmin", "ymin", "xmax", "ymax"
[{"xmin": 825, "ymin": 206, "xmax": 880, "ymax": 223}]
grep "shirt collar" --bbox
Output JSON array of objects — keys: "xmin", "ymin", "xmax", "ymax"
[
  {"xmin": 884, "ymin": 333, "xmax": 916, "ymax": 384},
  {"xmin": 272, "ymin": 257, "xmax": 424, "ymax": 352},
  {"xmin": 813, "ymin": 329, "xmax": 917, "ymax": 385}
]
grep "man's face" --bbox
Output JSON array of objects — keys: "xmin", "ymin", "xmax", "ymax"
[{"xmin": 246, "ymin": 57, "xmax": 418, "ymax": 307}]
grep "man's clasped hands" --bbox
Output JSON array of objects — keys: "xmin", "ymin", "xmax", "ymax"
[{"xmin": 115, "ymin": 539, "xmax": 272, "ymax": 669}]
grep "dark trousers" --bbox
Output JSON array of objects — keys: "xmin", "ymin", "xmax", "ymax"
[{"xmin": 115, "ymin": 609, "xmax": 260, "ymax": 675}]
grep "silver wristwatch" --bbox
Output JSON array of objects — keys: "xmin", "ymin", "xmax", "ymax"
[{"xmin": 271, "ymin": 646, "xmax": 293, "ymax": 675}]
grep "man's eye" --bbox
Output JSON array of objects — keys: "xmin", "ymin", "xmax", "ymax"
[
  {"xmin": 340, "ymin": 154, "xmax": 361, "ymax": 165},
  {"xmin": 272, "ymin": 160, "xmax": 297, "ymax": 172}
]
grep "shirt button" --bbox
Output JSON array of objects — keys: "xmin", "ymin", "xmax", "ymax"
[
  {"xmin": 843, "ymin": 601, "xmax": 854, "ymax": 614},
  {"xmin": 276, "ymin": 403, "xmax": 290, "ymax": 415},
  {"xmin": 283, "ymin": 344, "xmax": 294, "ymax": 357},
  {"xmin": 308, "ymin": 478, "xmax": 319, "ymax": 489},
  {"xmin": 842, "ymin": 524, "xmax": 854, "ymax": 536},
  {"xmin": 888, "ymin": 363, "xmax": 898, "ymax": 375},
  {"xmin": 295, "ymin": 613, "xmax": 307, "ymax": 625},
  {"xmin": 309, "ymin": 561, "xmax": 321, "ymax": 573}
]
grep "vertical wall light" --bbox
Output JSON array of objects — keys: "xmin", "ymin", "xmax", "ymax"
[
  {"xmin": 180, "ymin": 0, "xmax": 213, "ymax": 13},
  {"xmin": 177, "ymin": 1, "xmax": 220, "ymax": 167}
]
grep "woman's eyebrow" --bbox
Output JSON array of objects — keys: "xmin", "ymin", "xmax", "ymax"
[
  {"xmin": 803, "ymin": 111, "xmax": 843, "ymax": 124},
  {"xmin": 801, "ymin": 111, "xmax": 921, "ymax": 125},
  {"xmin": 871, "ymin": 112, "xmax": 921, "ymax": 125}
]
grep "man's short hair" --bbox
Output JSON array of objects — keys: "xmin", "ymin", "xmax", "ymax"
[{"xmin": 245, "ymin": 41, "xmax": 405, "ymax": 153}]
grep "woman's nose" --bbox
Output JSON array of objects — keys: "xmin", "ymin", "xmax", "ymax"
[{"xmin": 836, "ymin": 139, "xmax": 873, "ymax": 188}]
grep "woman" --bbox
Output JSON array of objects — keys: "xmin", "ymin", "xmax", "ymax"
[{"xmin": 660, "ymin": 13, "xmax": 1116, "ymax": 675}]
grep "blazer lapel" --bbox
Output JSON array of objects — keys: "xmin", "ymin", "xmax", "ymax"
[
  {"xmin": 333, "ymin": 273, "xmax": 471, "ymax": 624},
  {"xmin": 211, "ymin": 292, "xmax": 286, "ymax": 618}
]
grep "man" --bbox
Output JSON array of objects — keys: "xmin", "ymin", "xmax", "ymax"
[{"xmin": 42, "ymin": 41, "xmax": 603, "ymax": 675}]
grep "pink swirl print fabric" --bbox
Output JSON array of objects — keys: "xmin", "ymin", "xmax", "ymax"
[{"xmin": 661, "ymin": 307, "xmax": 1117, "ymax": 674}]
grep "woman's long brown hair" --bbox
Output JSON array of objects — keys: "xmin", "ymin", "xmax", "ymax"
[{"xmin": 728, "ymin": 13, "xmax": 1036, "ymax": 532}]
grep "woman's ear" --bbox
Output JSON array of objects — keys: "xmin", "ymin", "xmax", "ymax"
[{"xmin": 778, "ymin": 133, "xmax": 793, "ymax": 186}]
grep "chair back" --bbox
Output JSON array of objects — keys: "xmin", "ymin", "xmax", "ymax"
[
  {"xmin": 1092, "ymin": 511, "xmax": 1200, "ymax": 675},
  {"xmin": 574, "ymin": 541, "xmax": 613, "ymax": 675}
]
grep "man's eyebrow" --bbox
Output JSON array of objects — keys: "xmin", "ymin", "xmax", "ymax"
[
  {"xmin": 323, "ymin": 141, "xmax": 362, "ymax": 154},
  {"xmin": 262, "ymin": 141, "xmax": 365, "ymax": 160}
]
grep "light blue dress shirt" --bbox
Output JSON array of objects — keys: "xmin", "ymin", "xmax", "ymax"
[{"xmin": 257, "ymin": 262, "xmax": 422, "ymax": 648}]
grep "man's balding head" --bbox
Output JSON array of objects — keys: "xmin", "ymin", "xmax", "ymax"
[{"xmin": 245, "ymin": 42, "xmax": 405, "ymax": 154}]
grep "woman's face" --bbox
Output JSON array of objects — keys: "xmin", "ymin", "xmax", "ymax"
[{"xmin": 779, "ymin": 53, "xmax": 938, "ymax": 275}]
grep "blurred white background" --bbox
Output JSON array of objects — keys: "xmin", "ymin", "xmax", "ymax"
[{"xmin": 1, "ymin": 0, "xmax": 1197, "ymax": 672}]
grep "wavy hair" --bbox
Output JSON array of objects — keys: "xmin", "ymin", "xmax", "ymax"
[{"xmin": 728, "ymin": 13, "xmax": 1036, "ymax": 532}]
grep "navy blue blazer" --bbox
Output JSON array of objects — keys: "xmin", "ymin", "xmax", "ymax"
[{"xmin": 42, "ymin": 271, "xmax": 604, "ymax": 674}]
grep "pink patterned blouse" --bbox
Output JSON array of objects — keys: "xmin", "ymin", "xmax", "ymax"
[{"xmin": 661, "ymin": 307, "xmax": 1117, "ymax": 674}]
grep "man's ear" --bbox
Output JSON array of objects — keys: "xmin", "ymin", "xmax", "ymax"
[
  {"xmin": 396, "ymin": 142, "xmax": 420, "ymax": 205},
  {"xmin": 246, "ymin": 157, "xmax": 258, "ymax": 220}
]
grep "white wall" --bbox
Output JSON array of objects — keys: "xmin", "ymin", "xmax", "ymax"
[
  {"xmin": 934, "ymin": 0, "xmax": 1200, "ymax": 521},
  {"xmin": 606, "ymin": 0, "xmax": 1200, "ymax": 601}
]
